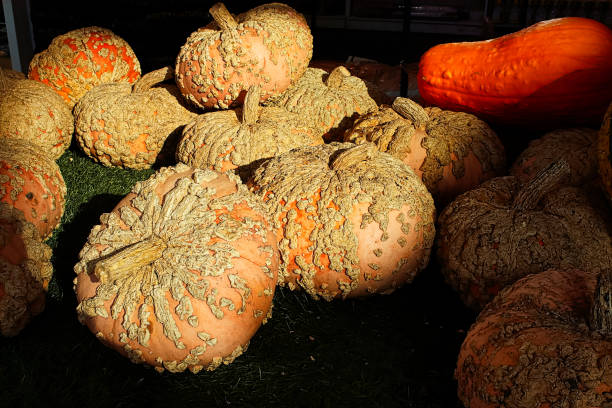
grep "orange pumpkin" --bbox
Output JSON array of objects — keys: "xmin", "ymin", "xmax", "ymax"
[
  {"xmin": 418, "ymin": 17, "xmax": 612, "ymax": 129},
  {"xmin": 344, "ymin": 97, "xmax": 506, "ymax": 205},
  {"xmin": 0, "ymin": 139, "xmax": 66, "ymax": 240},
  {"xmin": 249, "ymin": 142, "xmax": 436, "ymax": 300},
  {"xmin": 74, "ymin": 164, "xmax": 278, "ymax": 373},
  {"xmin": 73, "ymin": 66, "xmax": 198, "ymax": 169},
  {"xmin": 175, "ymin": 2, "xmax": 312, "ymax": 109},
  {"xmin": 28, "ymin": 26, "xmax": 141, "ymax": 108},
  {"xmin": 456, "ymin": 268, "xmax": 612, "ymax": 407},
  {"xmin": 0, "ymin": 70, "xmax": 74, "ymax": 159},
  {"xmin": 0, "ymin": 202, "xmax": 53, "ymax": 337}
]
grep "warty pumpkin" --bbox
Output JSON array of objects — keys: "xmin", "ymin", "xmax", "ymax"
[
  {"xmin": 598, "ymin": 102, "xmax": 612, "ymax": 206},
  {"xmin": 28, "ymin": 26, "xmax": 141, "ymax": 109},
  {"xmin": 344, "ymin": 97, "xmax": 506, "ymax": 205},
  {"xmin": 436, "ymin": 159, "xmax": 612, "ymax": 310},
  {"xmin": 175, "ymin": 2, "xmax": 313, "ymax": 110},
  {"xmin": 511, "ymin": 127, "xmax": 599, "ymax": 186},
  {"xmin": 456, "ymin": 267, "xmax": 612, "ymax": 407},
  {"xmin": 0, "ymin": 202, "xmax": 53, "ymax": 337},
  {"xmin": 0, "ymin": 69, "xmax": 74, "ymax": 159},
  {"xmin": 418, "ymin": 17, "xmax": 612, "ymax": 129},
  {"xmin": 74, "ymin": 163, "xmax": 278, "ymax": 373},
  {"xmin": 264, "ymin": 66, "xmax": 378, "ymax": 142},
  {"xmin": 0, "ymin": 139, "xmax": 66, "ymax": 240},
  {"xmin": 249, "ymin": 142, "xmax": 436, "ymax": 300},
  {"xmin": 176, "ymin": 84, "xmax": 323, "ymax": 180},
  {"xmin": 74, "ymin": 66, "xmax": 198, "ymax": 169}
]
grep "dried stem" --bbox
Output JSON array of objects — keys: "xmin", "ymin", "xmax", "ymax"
[
  {"xmin": 391, "ymin": 97, "xmax": 430, "ymax": 129},
  {"xmin": 591, "ymin": 268, "xmax": 612, "ymax": 337},
  {"xmin": 325, "ymin": 66, "xmax": 351, "ymax": 89},
  {"xmin": 511, "ymin": 159, "xmax": 570, "ymax": 211},
  {"xmin": 209, "ymin": 2, "xmax": 238, "ymax": 31},
  {"xmin": 242, "ymin": 85, "xmax": 261, "ymax": 125},
  {"xmin": 132, "ymin": 66, "xmax": 175, "ymax": 93},
  {"xmin": 93, "ymin": 236, "xmax": 167, "ymax": 283},
  {"xmin": 330, "ymin": 143, "xmax": 377, "ymax": 170}
]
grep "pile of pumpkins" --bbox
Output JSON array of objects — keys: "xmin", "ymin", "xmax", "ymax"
[{"xmin": 0, "ymin": 2, "xmax": 611, "ymax": 405}]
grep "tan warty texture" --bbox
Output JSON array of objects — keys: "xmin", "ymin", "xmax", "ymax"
[
  {"xmin": 250, "ymin": 142, "xmax": 436, "ymax": 300},
  {"xmin": 74, "ymin": 164, "xmax": 278, "ymax": 373},
  {"xmin": 0, "ymin": 202, "xmax": 53, "ymax": 337},
  {"xmin": 597, "ymin": 102, "xmax": 612, "ymax": 205}
]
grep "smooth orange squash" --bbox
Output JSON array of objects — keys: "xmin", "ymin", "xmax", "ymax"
[{"xmin": 417, "ymin": 17, "xmax": 612, "ymax": 129}]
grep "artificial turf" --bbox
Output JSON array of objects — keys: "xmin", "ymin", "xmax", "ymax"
[{"xmin": 1, "ymin": 140, "xmax": 478, "ymax": 408}]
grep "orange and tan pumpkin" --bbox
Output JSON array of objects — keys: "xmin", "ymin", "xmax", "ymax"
[
  {"xmin": 598, "ymin": 102, "xmax": 612, "ymax": 205},
  {"xmin": 73, "ymin": 66, "xmax": 198, "ymax": 169},
  {"xmin": 74, "ymin": 164, "xmax": 278, "ymax": 373},
  {"xmin": 0, "ymin": 69, "xmax": 73, "ymax": 159},
  {"xmin": 418, "ymin": 17, "xmax": 612, "ymax": 130},
  {"xmin": 249, "ymin": 142, "xmax": 436, "ymax": 300},
  {"xmin": 437, "ymin": 160, "xmax": 612, "ymax": 310},
  {"xmin": 0, "ymin": 202, "xmax": 53, "ymax": 337},
  {"xmin": 176, "ymin": 85, "xmax": 323, "ymax": 180},
  {"xmin": 28, "ymin": 26, "xmax": 141, "ymax": 109},
  {"xmin": 456, "ymin": 267, "xmax": 612, "ymax": 407},
  {"xmin": 344, "ymin": 97, "xmax": 506, "ymax": 205},
  {"xmin": 0, "ymin": 139, "xmax": 66, "ymax": 240},
  {"xmin": 511, "ymin": 127, "xmax": 599, "ymax": 186},
  {"xmin": 264, "ymin": 66, "xmax": 378, "ymax": 142},
  {"xmin": 175, "ymin": 2, "xmax": 313, "ymax": 109}
]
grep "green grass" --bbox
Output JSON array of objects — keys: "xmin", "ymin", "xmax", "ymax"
[{"xmin": 0, "ymin": 142, "xmax": 477, "ymax": 408}]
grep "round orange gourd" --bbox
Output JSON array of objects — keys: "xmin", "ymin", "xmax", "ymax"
[
  {"xmin": 249, "ymin": 142, "xmax": 436, "ymax": 300},
  {"xmin": 28, "ymin": 26, "xmax": 141, "ymax": 108},
  {"xmin": 456, "ymin": 268, "xmax": 612, "ymax": 407},
  {"xmin": 511, "ymin": 127, "xmax": 599, "ymax": 186},
  {"xmin": 437, "ymin": 160, "xmax": 612, "ymax": 310},
  {"xmin": 0, "ymin": 202, "xmax": 53, "ymax": 337},
  {"xmin": 264, "ymin": 66, "xmax": 378, "ymax": 142},
  {"xmin": 176, "ymin": 85, "xmax": 323, "ymax": 179},
  {"xmin": 0, "ymin": 139, "xmax": 66, "ymax": 240},
  {"xmin": 74, "ymin": 164, "xmax": 278, "ymax": 373},
  {"xmin": 344, "ymin": 97, "xmax": 506, "ymax": 205},
  {"xmin": 598, "ymin": 102, "xmax": 612, "ymax": 205},
  {"xmin": 175, "ymin": 2, "xmax": 313, "ymax": 109},
  {"xmin": 0, "ymin": 70, "xmax": 73, "ymax": 159},
  {"xmin": 73, "ymin": 66, "xmax": 198, "ymax": 169},
  {"xmin": 418, "ymin": 17, "xmax": 612, "ymax": 129}
]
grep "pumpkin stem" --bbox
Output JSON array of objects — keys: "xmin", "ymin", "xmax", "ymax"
[
  {"xmin": 391, "ymin": 97, "xmax": 430, "ymax": 129},
  {"xmin": 330, "ymin": 143, "xmax": 377, "ymax": 170},
  {"xmin": 0, "ymin": 69, "xmax": 7, "ymax": 91},
  {"xmin": 325, "ymin": 66, "xmax": 351, "ymax": 89},
  {"xmin": 511, "ymin": 159, "xmax": 570, "ymax": 211},
  {"xmin": 132, "ymin": 66, "xmax": 175, "ymax": 93},
  {"xmin": 209, "ymin": 2, "xmax": 238, "ymax": 31},
  {"xmin": 242, "ymin": 85, "xmax": 261, "ymax": 125},
  {"xmin": 93, "ymin": 236, "xmax": 167, "ymax": 283},
  {"xmin": 590, "ymin": 268, "xmax": 612, "ymax": 337}
]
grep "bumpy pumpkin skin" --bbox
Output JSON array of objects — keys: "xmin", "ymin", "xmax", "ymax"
[
  {"xmin": 0, "ymin": 77, "xmax": 74, "ymax": 159},
  {"xmin": 74, "ymin": 164, "xmax": 278, "ymax": 373},
  {"xmin": 598, "ymin": 103, "xmax": 612, "ymax": 205},
  {"xmin": 345, "ymin": 99, "xmax": 506, "ymax": 205},
  {"xmin": 175, "ymin": 2, "xmax": 313, "ymax": 110},
  {"xmin": 176, "ymin": 85, "xmax": 323, "ymax": 179},
  {"xmin": 28, "ymin": 26, "xmax": 141, "ymax": 109},
  {"xmin": 249, "ymin": 142, "xmax": 436, "ymax": 300},
  {"xmin": 264, "ymin": 67, "xmax": 378, "ymax": 142},
  {"xmin": 74, "ymin": 67, "xmax": 198, "ymax": 170},
  {"xmin": 0, "ymin": 202, "xmax": 53, "ymax": 337},
  {"xmin": 511, "ymin": 127, "xmax": 599, "ymax": 186},
  {"xmin": 0, "ymin": 139, "xmax": 66, "ymax": 240},
  {"xmin": 418, "ymin": 17, "xmax": 612, "ymax": 129},
  {"xmin": 456, "ymin": 268, "xmax": 612, "ymax": 408},
  {"xmin": 437, "ymin": 164, "xmax": 612, "ymax": 310}
]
